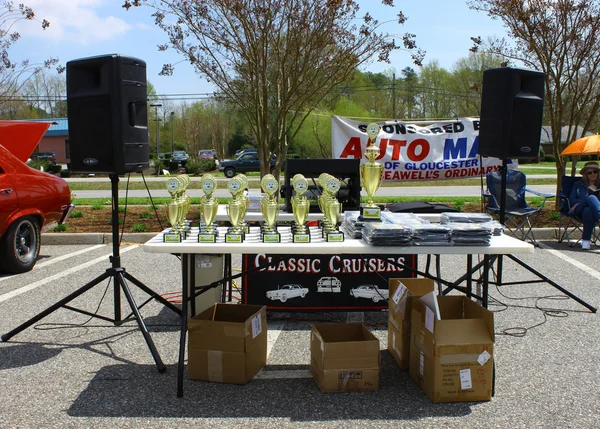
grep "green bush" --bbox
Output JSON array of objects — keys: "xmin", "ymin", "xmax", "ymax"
[
  {"xmin": 60, "ymin": 169, "xmax": 71, "ymax": 178},
  {"xmin": 185, "ymin": 159, "xmax": 215, "ymax": 175},
  {"xmin": 27, "ymin": 159, "xmax": 51, "ymax": 171},
  {"xmin": 53, "ymin": 224, "xmax": 68, "ymax": 232},
  {"xmin": 70, "ymin": 211, "xmax": 84, "ymax": 218},
  {"xmin": 47, "ymin": 164, "xmax": 62, "ymax": 174},
  {"xmin": 132, "ymin": 224, "xmax": 148, "ymax": 232},
  {"xmin": 91, "ymin": 203, "xmax": 104, "ymax": 210},
  {"xmin": 138, "ymin": 211, "xmax": 152, "ymax": 219},
  {"xmin": 544, "ymin": 154, "xmax": 556, "ymax": 162}
]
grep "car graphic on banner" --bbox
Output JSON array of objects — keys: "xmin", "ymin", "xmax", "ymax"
[
  {"xmin": 350, "ymin": 285, "xmax": 389, "ymax": 302},
  {"xmin": 266, "ymin": 284, "xmax": 309, "ymax": 302},
  {"xmin": 317, "ymin": 276, "xmax": 341, "ymax": 293}
]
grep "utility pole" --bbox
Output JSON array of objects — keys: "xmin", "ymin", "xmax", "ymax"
[
  {"xmin": 170, "ymin": 111, "xmax": 175, "ymax": 153},
  {"xmin": 392, "ymin": 72, "xmax": 396, "ymax": 119},
  {"xmin": 150, "ymin": 102, "xmax": 162, "ymax": 175}
]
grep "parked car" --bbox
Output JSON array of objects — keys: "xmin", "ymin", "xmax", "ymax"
[
  {"xmin": 266, "ymin": 284, "xmax": 309, "ymax": 302},
  {"xmin": 219, "ymin": 151, "xmax": 278, "ymax": 178},
  {"xmin": 29, "ymin": 151, "xmax": 56, "ymax": 164},
  {"xmin": 0, "ymin": 121, "xmax": 74, "ymax": 274},
  {"xmin": 350, "ymin": 285, "xmax": 389, "ymax": 302},
  {"xmin": 198, "ymin": 149, "xmax": 218, "ymax": 160},
  {"xmin": 171, "ymin": 151, "xmax": 189, "ymax": 166}
]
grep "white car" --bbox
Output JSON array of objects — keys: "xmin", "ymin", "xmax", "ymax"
[
  {"xmin": 266, "ymin": 284, "xmax": 308, "ymax": 302},
  {"xmin": 350, "ymin": 285, "xmax": 389, "ymax": 302}
]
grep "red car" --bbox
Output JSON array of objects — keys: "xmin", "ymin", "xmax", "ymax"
[{"xmin": 0, "ymin": 121, "xmax": 74, "ymax": 274}]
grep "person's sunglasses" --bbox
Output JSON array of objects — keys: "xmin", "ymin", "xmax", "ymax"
[{"xmin": 587, "ymin": 170, "xmax": 599, "ymax": 175}]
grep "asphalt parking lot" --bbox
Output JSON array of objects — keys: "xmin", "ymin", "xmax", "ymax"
[{"xmin": 0, "ymin": 238, "xmax": 598, "ymax": 428}]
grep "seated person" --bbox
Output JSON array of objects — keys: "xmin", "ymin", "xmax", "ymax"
[{"xmin": 569, "ymin": 161, "xmax": 600, "ymax": 249}]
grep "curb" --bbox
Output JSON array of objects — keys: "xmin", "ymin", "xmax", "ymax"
[{"xmin": 42, "ymin": 229, "xmax": 561, "ymax": 245}]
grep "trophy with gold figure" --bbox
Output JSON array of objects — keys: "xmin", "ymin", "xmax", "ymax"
[
  {"xmin": 236, "ymin": 174, "xmax": 250, "ymax": 233},
  {"xmin": 163, "ymin": 176, "xmax": 184, "ymax": 242},
  {"xmin": 198, "ymin": 174, "xmax": 219, "ymax": 243},
  {"xmin": 225, "ymin": 176, "xmax": 245, "ymax": 243},
  {"xmin": 318, "ymin": 173, "xmax": 344, "ymax": 242},
  {"xmin": 291, "ymin": 173, "xmax": 311, "ymax": 243},
  {"xmin": 360, "ymin": 122, "xmax": 384, "ymax": 220},
  {"xmin": 260, "ymin": 174, "xmax": 281, "ymax": 243}
]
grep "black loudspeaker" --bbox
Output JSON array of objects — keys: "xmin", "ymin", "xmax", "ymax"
[
  {"xmin": 67, "ymin": 54, "xmax": 149, "ymax": 174},
  {"xmin": 478, "ymin": 67, "xmax": 545, "ymax": 160}
]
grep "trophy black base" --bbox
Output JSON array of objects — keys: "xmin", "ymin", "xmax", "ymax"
[
  {"xmin": 225, "ymin": 232, "xmax": 244, "ymax": 243},
  {"xmin": 326, "ymin": 230, "xmax": 345, "ymax": 242},
  {"xmin": 359, "ymin": 206, "xmax": 381, "ymax": 221},
  {"xmin": 262, "ymin": 232, "xmax": 281, "ymax": 243},
  {"xmin": 163, "ymin": 230, "xmax": 185, "ymax": 243},
  {"xmin": 198, "ymin": 233, "xmax": 217, "ymax": 243},
  {"xmin": 292, "ymin": 232, "xmax": 311, "ymax": 243}
]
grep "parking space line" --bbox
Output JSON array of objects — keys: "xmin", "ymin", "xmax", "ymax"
[
  {"xmin": 0, "ymin": 245, "xmax": 138, "ymax": 304},
  {"xmin": 539, "ymin": 242, "xmax": 600, "ymax": 280},
  {"xmin": 0, "ymin": 244, "xmax": 107, "ymax": 284}
]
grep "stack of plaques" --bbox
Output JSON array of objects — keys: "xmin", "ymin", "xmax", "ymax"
[
  {"xmin": 447, "ymin": 223, "xmax": 493, "ymax": 246},
  {"xmin": 361, "ymin": 222, "xmax": 413, "ymax": 246},
  {"xmin": 411, "ymin": 224, "xmax": 452, "ymax": 246},
  {"xmin": 439, "ymin": 212, "xmax": 493, "ymax": 224},
  {"xmin": 439, "ymin": 212, "xmax": 503, "ymax": 235},
  {"xmin": 380, "ymin": 211, "xmax": 428, "ymax": 225},
  {"xmin": 340, "ymin": 211, "xmax": 364, "ymax": 239}
]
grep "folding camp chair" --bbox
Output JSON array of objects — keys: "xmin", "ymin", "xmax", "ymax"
[
  {"xmin": 483, "ymin": 170, "xmax": 554, "ymax": 246},
  {"xmin": 557, "ymin": 175, "xmax": 599, "ymax": 247}
]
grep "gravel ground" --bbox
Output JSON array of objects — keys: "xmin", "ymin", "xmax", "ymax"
[{"xmin": 0, "ymin": 239, "xmax": 598, "ymax": 428}]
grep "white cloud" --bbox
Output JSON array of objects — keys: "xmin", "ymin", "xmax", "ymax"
[{"xmin": 15, "ymin": 0, "xmax": 134, "ymax": 45}]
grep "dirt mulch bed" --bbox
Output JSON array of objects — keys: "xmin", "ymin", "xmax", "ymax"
[{"xmin": 54, "ymin": 202, "xmax": 560, "ymax": 234}]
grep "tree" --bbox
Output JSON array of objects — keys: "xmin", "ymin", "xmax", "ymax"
[
  {"xmin": 0, "ymin": 2, "xmax": 60, "ymax": 106},
  {"xmin": 123, "ymin": 0, "xmax": 424, "ymax": 177},
  {"xmin": 468, "ymin": 0, "xmax": 600, "ymax": 205}
]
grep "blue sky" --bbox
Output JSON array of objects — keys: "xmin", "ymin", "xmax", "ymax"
[{"xmin": 13, "ymin": 0, "xmax": 508, "ymax": 97}]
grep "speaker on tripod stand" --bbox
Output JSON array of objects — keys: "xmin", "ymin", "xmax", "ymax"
[{"xmin": 1, "ymin": 54, "xmax": 181, "ymax": 372}]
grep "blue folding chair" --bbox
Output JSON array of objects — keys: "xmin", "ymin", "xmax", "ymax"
[
  {"xmin": 557, "ymin": 175, "xmax": 599, "ymax": 246},
  {"xmin": 483, "ymin": 170, "xmax": 554, "ymax": 246}
]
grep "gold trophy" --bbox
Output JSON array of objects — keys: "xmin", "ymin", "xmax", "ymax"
[
  {"xmin": 260, "ymin": 174, "xmax": 281, "ymax": 243},
  {"xmin": 163, "ymin": 177, "xmax": 184, "ymax": 242},
  {"xmin": 360, "ymin": 122, "xmax": 384, "ymax": 220},
  {"xmin": 318, "ymin": 173, "xmax": 344, "ymax": 242},
  {"xmin": 225, "ymin": 176, "xmax": 245, "ymax": 243},
  {"xmin": 236, "ymin": 174, "xmax": 250, "ymax": 233},
  {"xmin": 291, "ymin": 174, "xmax": 310, "ymax": 243},
  {"xmin": 198, "ymin": 174, "xmax": 218, "ymax": 243}
]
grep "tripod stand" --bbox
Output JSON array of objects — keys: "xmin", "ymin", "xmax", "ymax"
[{"xmin": 1, "ymin": 174, "xmax": 183, "ymax": 371}]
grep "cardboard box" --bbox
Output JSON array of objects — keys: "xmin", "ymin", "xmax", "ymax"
[
  {"xmin": 310, "ymin": 323, "xmax": 380, "ymax": 392},
  {"xmin": 187, "ymin": 303, "xmax": 267, "ymax": 384},
  {"xmin": 387, "ymin": 278, "xmax": 435, "ymax": 370},
  {"xmin": 409, "ymin": 295, "xmax": 495, "ymax": 402}
]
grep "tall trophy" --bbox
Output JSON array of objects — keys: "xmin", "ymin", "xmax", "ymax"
[
  {"xmin": 163, "ymin": 177, "xmax": 184, "ymax": 242},
  {"xmin": 318, "ymin": 173, "xmax": 344, "ymax": 242},
  {"xmin": 260, "ymin": 174, "xmax": 280, "ymax": 243},
  {"xmin": 198, "ymin": 174, "xmax": 218, "ymax": 243},
  {"xmin": 291, "ymin": 174, "xmax": 310, "ymax": 243},
  {"xmin": 360, "ymin": 122, "xmax": 384, "ymax": 220},
  {"xmin": 225, "ymin": 176, "xmax": 245, "ymax": 243}
]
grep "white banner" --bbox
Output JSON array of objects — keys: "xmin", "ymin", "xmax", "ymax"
[{"xmin": 331, "ymin": 116, "xmax": 514, "ymax": 181}]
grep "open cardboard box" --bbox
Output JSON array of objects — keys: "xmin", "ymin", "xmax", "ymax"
[
  {"xmin": 310, "ymin": 323, "xmax": 380, "ymax": 392},
  {"xmin": 388, "ymin": 278, "xmax": 435, "ymax": 370},
  {"xmin": 187, "ymin": 303, "xmax": 267, "ymax": 384},
  {"xmin": 409, "ymin": 295, "xmax": 495, "ymax": 402}
]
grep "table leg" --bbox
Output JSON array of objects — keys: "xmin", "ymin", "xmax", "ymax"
[
  {"xmin": 177, "ymin": 254, "xmax": 189, "ymax": 398},
  {"xmin": 482, "ymin": 254, "xmax": 490, "ymax": 308}
]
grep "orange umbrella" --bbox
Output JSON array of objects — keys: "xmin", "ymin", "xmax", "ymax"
[{"xmin": 560, "ymin": 134, "xmax": 600, "ymax": 155}]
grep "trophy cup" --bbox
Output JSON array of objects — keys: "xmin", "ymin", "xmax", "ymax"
[
  {"xmin": 260, "ymin": 174, "xmax": 280, "ymax": 243},
  {"xmin": 198, "ymin": 174, "xmax": 219, "ymax": 243},
  {"xmin": 225, "ymin": 176, "xmax": 245, "ymax": 243},
  {"xmin": 163, "ymin": 177, "xmax": 184, "ymax": 242},
  {"xmin": 360, "ymin": 122, "xmax": 384, "ymax": 220},
  {"xmin": 236, "ymin": 174, "xmax": 250, "ymax": 233},
  {"xmin": 318, "ymin": 173, "xmax": 344, "ymax": 242},
  {"xmin": 291, "ymin": 174, "xmax": 310, "ymax": 243}
]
